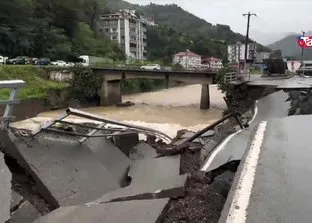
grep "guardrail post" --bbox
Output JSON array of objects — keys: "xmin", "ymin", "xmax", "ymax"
[{"xmin": 0, "ymin": 80, "xmax": 25, "ymax": 129}]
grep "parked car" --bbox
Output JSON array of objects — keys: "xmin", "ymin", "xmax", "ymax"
[
  {"xmin": 66, "ymin": 62, "xmax": 75, "ymax": 67},
  {"xmin": 140, "ymin": 64, "xmax": 161, "ymax": 71},
  {"xmin": 51, "ymin": 60, "xmax": 67, "ymax": 67},
  {"xmin": 6, "ymin": 58, "xmax": 17, "ymax": 64},
  {"xmin": 31, "ymin": 58, "xmax": 40, "ymax": 65},
  {"xmin": 16, "ymin": 56, "xmax": 31, "ymax": 65},
  {"xmin": 7, "ymin": 56, "xmax": 31, "ymax": 65},
  {"xmin": 0, "ymin": 55, "xmax": 5, "ymax": 65},
  {"xmin": 38, "ymin": 58, "xmax": 50, "ymax": 66}
]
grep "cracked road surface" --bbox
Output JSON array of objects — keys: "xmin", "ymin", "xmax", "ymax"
[
  {"xmin": 202, "ymin": 90, "xmax": 290, "ymax": 172},
  {"xmin": 219, "ymin": 115, "xmax": 312, "ymax": 223}
]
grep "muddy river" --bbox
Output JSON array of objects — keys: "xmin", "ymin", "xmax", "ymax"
[{"xmin": 12, "ymin": 84, "xmax": 226, "ymax": 138}]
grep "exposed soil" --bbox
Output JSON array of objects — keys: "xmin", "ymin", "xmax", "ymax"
[{"xmin": 163, "ymin": 161, "xmax": 240, "ymax": 223}]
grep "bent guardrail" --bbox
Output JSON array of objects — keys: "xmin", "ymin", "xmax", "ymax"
[{"xmin": 0, "ymin": 80, "xmax": 25, "ymax": 129}]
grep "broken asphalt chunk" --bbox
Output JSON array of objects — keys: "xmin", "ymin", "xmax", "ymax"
[
  {"xmin": 129, "ymin": 142, "xmax": 158, "ymax": 160},
  {"xmin": 8, "ymin": 201, "xmax": 41, "ymax": 223},
  {"xmin": 128, "ymin": 155, "xmax": 180, "ymax": 184},
  {"xmin": 10, "ymin": 190, "xmax": 23, "ymax": 212},
  {"xmin": 113, "ymin": 132, "xmax": 139, "ymax": 156},
  {"xmin": 34, "ymin": 199, "xmax": 170, "ymax": 223},
  {"xmin": 87, "ymin": 135, "xmax": 131, "ymax": 186},
  {"xmin": 89, "ymin": 174, "xmax": 188, "ymax": 204},
  {"xmin": 0, "ymin": 131, "xmax": 120, "ymax": 208},
  {"xmin": 0, "ymin": 152, "xmax": 12, "ymax": 223}
]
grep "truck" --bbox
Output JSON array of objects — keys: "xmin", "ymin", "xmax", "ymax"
[
  {"xmin": 78, "ymin": 55, "xmax": 113, "ymax": 67},
  {"xmin": 263, "ymin": 59, "xmax": 287, "ymax": 76}
]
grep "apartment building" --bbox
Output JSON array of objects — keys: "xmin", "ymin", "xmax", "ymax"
[
  {"xmin": 173, "ymin": 50, "xmax": 201, "ymax": 70},
  {"xmin": 202, "ymin": 57, "xmax": 223, "ymax": 70},
  {"xmin": 98, "ymin": 10, "xmax": 153, "ymax": 60},
  {"xmin": 255, "ymin": 51, "xmax": 271, "ymax": 63},
  {"xmin": 228, "ymin": 42, "xmax": 257, "ymax": 63}
]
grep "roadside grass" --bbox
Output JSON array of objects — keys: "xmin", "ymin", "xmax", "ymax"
[{"xmin": 0, "ymin": 65, "xmax": 68, "ymax": 100}]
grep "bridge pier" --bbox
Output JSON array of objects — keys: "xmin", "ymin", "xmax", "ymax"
[
  {"xmin": 164, "ymin": 74, "xmax": 169, "ymax": 89},
  {"xmin": 200, "ymin": 84, "xmax": 210, "ymax": 109},
  {"xmin": 99, "ymin": 80, "xmax": 122, "ymax": 106}
]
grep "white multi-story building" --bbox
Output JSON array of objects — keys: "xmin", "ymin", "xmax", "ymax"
[
  {"xmin": 173, "ymin": 50, "xmax": 201, "ymax": 70},
  {"xmin": 98, "ymin": 10, "xmax": 155, "ymax": 60},
  {"xmin": 255, "ymin": 52, "xmax": 271, "ymax": 63},
  {"xmin": 228, "ymin": 42, "xmax": 257, "ymax": 63},
  {"xmin": 202, "ymin": 57, "xmax": 223, "ymax": 70}
]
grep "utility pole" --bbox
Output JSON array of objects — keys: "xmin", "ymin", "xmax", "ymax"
[
  {"xmin": 301, "ymin": 31, "xmax": 306, "ymax": 76},
  {"xmin": 243, "ymin": 12, "xmax": 256, "ymax": 79}
]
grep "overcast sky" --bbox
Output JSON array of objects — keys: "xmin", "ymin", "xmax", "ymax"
[{"xmin": 126, "ymin": 0, "xmax": 311, "ymax": 45}]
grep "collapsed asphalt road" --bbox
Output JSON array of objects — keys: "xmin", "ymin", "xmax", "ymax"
[
  {"xmin": 0, "ymin": 108, "xmax": 247, "ymax": 223},
  {"xmin": 202, "ymin": 90, "xmax": 291, "ymax": 172}
]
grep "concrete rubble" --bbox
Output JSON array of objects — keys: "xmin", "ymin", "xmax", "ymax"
[
  {"xmin": 34, "ymin": 199, "xmax": 170, "ymax": 223},
  {"xmin": 10, "ymin": 190, "xmax": 23, "ymax": 211},
  {"xmin": 86, "ymin": 134, "xmax": 131, "ymax": 186},
  {"xmin": 88, "ymin": 174, "xmax": 188, "ymax": 204},
  {"xmin": 9, "ymin": 201, "xmax": 41, "ymax": 223},
  {"xmin": 128, "ymin": 155, "xmax": 180, "ymax": 183},
  {"xmin": 129, "ymin": 141, "xmax": 158, "ymax": 160},
  {"xmin": 0, "ymin": 131, "xmax": 120, "ymax": 208}
]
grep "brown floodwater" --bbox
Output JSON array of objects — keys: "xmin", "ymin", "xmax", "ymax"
[{"xmin": 13, "ymin": 84, "xmax": 226, "ymax": 138}]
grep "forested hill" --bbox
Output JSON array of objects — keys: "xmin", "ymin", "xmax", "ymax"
[{"xmin": 0, "ymin": 0, "xmax": 124, "ymax": 60}]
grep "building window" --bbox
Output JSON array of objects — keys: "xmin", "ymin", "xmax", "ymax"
[
  {"xmin": 105, "ymin": 28, "xmax": 110, "ymax": 32},
  {"xmin": 112, "ymin": 36, "xmax": 117, "ymax": 40},
  {"xmin": 112, "ymin": 28, "xmax": 117, "ymax": 32}
]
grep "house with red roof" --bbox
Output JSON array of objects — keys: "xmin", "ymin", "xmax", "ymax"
[
  {"xmin": 172, "ymin": 50, "xmax": 201, "ymax": 70},
  {"xmin": 202, "ymin": 57, "xmax": 223, "ymax": 70}
]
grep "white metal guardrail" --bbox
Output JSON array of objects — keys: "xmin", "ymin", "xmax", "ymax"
[
  {"xmin": 0, "ymin": 80, "xmax": 25, "ymax": 129},
  {"xmin": 224, "ymin": 72, "xmax": 238, "ymax": 83},
  {"xmin": 224, "ymin": 72, "xmax": 250, "ymax": 83}
]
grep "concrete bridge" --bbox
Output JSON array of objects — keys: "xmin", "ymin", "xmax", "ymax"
[{"xmin": 92, "ymin": 68, "xmax": 217, "ymax": 109}]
